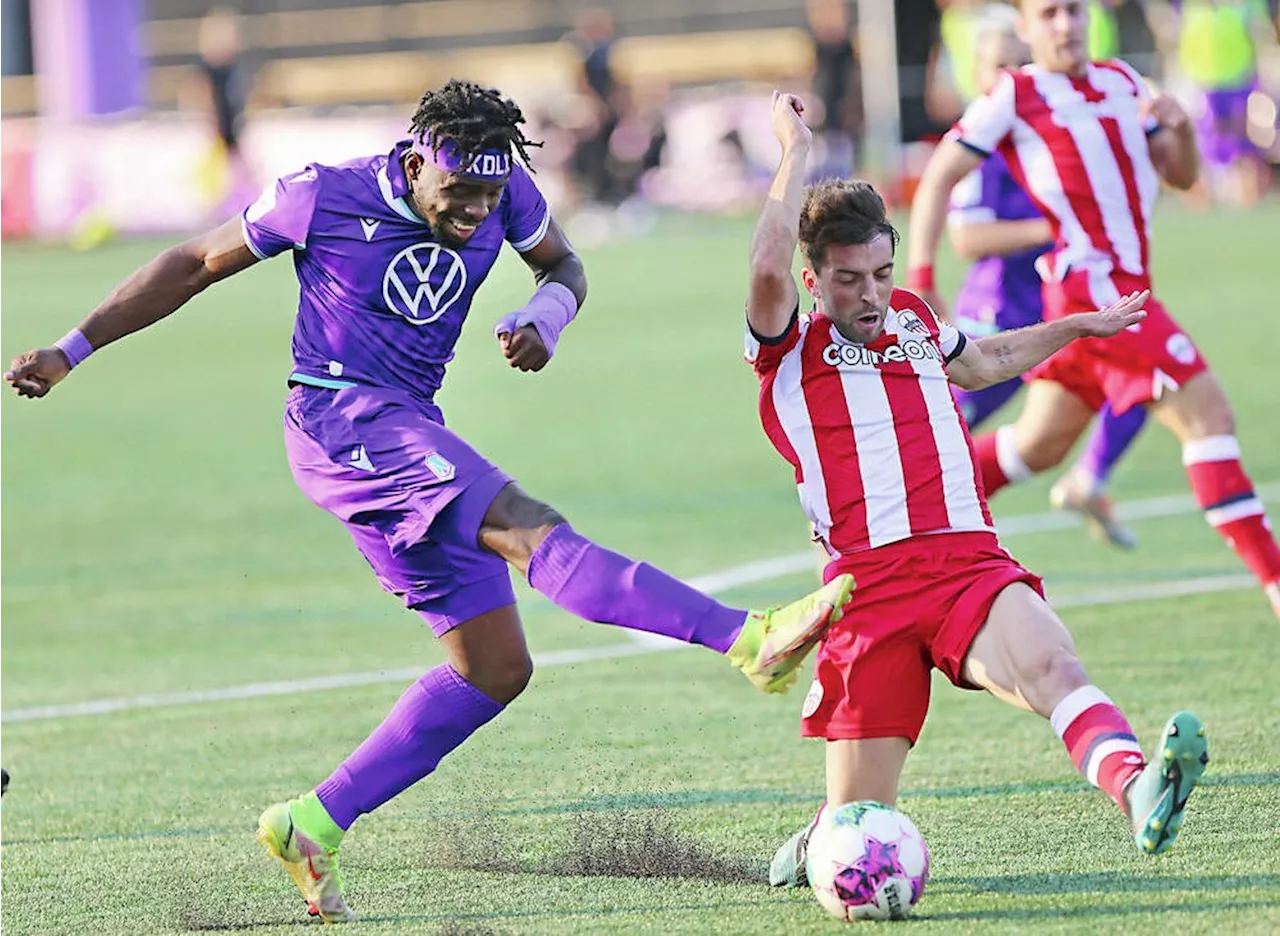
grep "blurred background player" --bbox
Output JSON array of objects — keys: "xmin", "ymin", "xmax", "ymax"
[
  {"xmin": 908, "ymin": 0, "xmax": 1280, "ymax": 617},
  {"xmin": 5, "ymin": 79, "xmax": 853, "ymax": 923},
  {"xmin": 1152, "ymin": 0, "xmax": 1279, "ymax": 208},
  {"xmin": 559, "ymin": 6, "xmax": 667, "ymax": 241},
  {"xmin": 189, "ymin": 6, "xmax": 257, "ymax": 222},
  {"xmin": 804, "ymin": 0, "xmax": 863, "ymax": 183},
  {"xmin": 565, "ymin": 6, "xmax": 621, "ymax": 207},
  {"xmin": 947, "ymin": 4, "xmax": 1146, "ymax": 547},
  {"xmin": 749, "ymin": 90, "xmax": 1206, "ymax": 885},
  {"xmin": 925, "ymin": 0, "xmax": 1127, "ymax": 125}
]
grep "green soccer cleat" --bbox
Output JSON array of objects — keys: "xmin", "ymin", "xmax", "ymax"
[
  {"xmin": 257, "ymin": 796, "xmax": 357, "ymax": 923},
  {"xmin": 769, "ymin": 821, "xmax": 815, "ymax": 888},
  {"xmin": 1128, "ymin": 711, "xmax": 1209, "ymax": 856},
  {"xmin": 727, "ymin": 574, "xmax": 855, "ymax": 694}
]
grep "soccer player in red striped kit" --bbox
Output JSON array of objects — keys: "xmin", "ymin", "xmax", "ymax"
[
  {"xmin": 907, "ymin": 0, "xmax": 1280, "ymax": 618},
  {"xmin": 751, "ymin": 91, "xmax": 1208, "ymax": 887}
]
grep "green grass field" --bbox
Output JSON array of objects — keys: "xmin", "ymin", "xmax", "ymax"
[{"xmin": 2, "ymin": 201, "xmax": 1279, "ymax": 935}]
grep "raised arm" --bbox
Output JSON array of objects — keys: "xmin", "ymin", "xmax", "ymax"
[
  {"xmin": 5, "ymin": 217, "xmax": 259, "ymax": 398},
  {"xmin": 948, "ymin": 291, "xmax": 1149, "ymax": 390},
  {"xmin": 746, "ymin": 91, "xmax": 811, "ymax": 339}
]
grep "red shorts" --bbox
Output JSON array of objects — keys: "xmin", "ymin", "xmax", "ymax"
[
  {"xmin": 1029, "ymin": 270, "xmax": 1208, "ymax": 415},
  {"xmin": 801, "ymin": 532, "xmax": 1043, "ymax": 745}
]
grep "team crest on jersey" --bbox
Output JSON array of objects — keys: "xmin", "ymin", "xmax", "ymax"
[
  {"xmin": 896, "ymin": 309, "xmax": 931, "ymax": 336},
  {"xmin": 382, "ymin": 242, "xmax": 468, "ymax": 325}
]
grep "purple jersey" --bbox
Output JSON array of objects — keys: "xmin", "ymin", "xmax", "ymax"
[
  {"xmin": 948, "ymin": 152, "xmax": 1047, "ymax": 336},
  {"xmin": 242, "ymin": 141, "xmax": 550, "ymax": 419}
]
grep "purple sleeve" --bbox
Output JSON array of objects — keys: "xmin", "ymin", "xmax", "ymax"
[
  {"xmin": 241, "ymin": 166, "xmax": 322, "ymax": 259},
  {"xmin": 501, "ymin": 164, "xmax": 551, "ymax": 253}
]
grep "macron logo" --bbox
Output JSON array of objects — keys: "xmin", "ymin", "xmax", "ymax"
[
  {"xmin": 349, "ymin": 445, "xmax": 375, "ymax": 472},
  {"xmin": 360, "ymin": 218, "xmax": 380, "ymax": 241}
]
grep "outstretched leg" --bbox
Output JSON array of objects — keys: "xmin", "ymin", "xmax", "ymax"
[
  {"xmin": 961, "ymin": 583, "xmax": 1208, "ymax": 854},
  {"xmin": 479, "ymin": 482, "xmax": 854, "ymax": 693}
]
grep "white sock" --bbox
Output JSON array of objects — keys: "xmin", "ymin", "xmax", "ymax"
[{"xmin": 996, "ymin": 424, "xmax": 1033, "ymax": 484}]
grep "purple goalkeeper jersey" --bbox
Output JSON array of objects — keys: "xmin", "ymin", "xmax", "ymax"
[
  {"xmin": 948, "ymin": 152, "xmax": 1047, "ymax": 335},
  {"xmin": 241, "ymin": 141, "xmax": 551, "ymax": 419}
]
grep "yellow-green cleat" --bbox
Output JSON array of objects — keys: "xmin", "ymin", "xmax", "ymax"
[
  {"xmin": 727, "ymin": 574, "xmax": 855, "ymax": 694},
  {"xmin": 1128, "ymin": 711, "xmax": 1208, "ymax": 856},
  {"xmin": 257, "ymin": 796, "xmax": 357, "ymax": 923}
]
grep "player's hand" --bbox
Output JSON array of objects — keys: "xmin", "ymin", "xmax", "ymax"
[
  {"xmin": 5, "ymin": 348, "xmax": 71, "ymax": 398},
  {"xmin": 770, "ymin": 91, "xmax": 812, "ymax": 152},
  {"xmin": 496, "ymin": 324, "xmax": 551, "ymax": 372},
  {"xmin": 1140, "ymin": 94, "xmax": 1190, "ymax": 132},
  {"xmin": 1074, "ymin": 290, "xmax": 1149, "ymax": 338}
]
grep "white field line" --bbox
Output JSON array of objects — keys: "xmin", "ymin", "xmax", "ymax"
[
  {"xmin": 0, "ymin": 643, "xmax": 669, "ymax": 725},
  {"xmin": 5, "ymin": 483, "xmax": 1276, "ymax": 724}
]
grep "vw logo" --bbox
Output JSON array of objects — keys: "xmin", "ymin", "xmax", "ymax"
[{"xmin": 382, "ymin": 242, "xmax": 468, "ymax": 325}]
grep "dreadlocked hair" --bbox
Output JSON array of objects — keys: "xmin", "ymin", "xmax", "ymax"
[{"xmin": 408, "ymin": 79, "xmax": 542, "ymax": 170}]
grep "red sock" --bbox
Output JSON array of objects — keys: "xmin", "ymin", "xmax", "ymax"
[
  {"xmin": 1050, "ymin": 686, "xmax": 1145, "ymax": 808},
  {"xmin": 974, "ymin": 424, "xmax": 1032, "ymax": 498},
  {"xmin": 975, "ymin": 432, "xmax": 1011, "ymax": 498},
  {"xmin": 1183, "ymin": 436, "xmax": 1280, "ymax": 587}
]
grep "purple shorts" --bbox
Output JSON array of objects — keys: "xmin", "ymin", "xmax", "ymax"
[
  {"xmin": 1197, "ymin": 83, "xmax": 1256, "ymax": 167},
  {"xmin": 284, "ymin": 384, "xmax": 516, "ymax": 635}
]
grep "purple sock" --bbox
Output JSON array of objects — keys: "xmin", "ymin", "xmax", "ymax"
[
  {"xmin": 1076, "ymin": 402, "xmax": 1147, "ymax": 489},
  {"xmin": 527, "ymin": 523, "xmax": 748, "ymax": 653},
  {"xmin": 315, "ymin": 663, "xmax": 502, "ymax": 830},
  {"xmin": 952, "ymin": 377, "xmax": 1022, "ymax": 429}
]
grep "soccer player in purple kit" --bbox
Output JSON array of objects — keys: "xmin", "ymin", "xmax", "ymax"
[
  {"xmin": 943, "ymin": 11, "xmax": 1146, "ymax": 548},
  {"xmin": 6, "ymin": 80, "xmax": 854, "ymax": 923}
]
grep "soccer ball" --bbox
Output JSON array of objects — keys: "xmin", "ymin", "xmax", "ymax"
[{"xmin": 806, "ymin": 801, "xmax": 929, "ymax": 921}]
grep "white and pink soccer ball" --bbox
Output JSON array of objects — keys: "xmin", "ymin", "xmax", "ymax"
[{"xmin": 806, "ymin": 801, "xmax": 930, "ymax": 922}]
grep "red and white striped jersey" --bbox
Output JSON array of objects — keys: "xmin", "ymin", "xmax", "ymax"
[
  {"xmin": 952, "ymin": 60, "xmax": 1162, "ymax": 284},
  {"xmin": 747, "ymin": 288, "xmax": 995, "ymax": 556}
]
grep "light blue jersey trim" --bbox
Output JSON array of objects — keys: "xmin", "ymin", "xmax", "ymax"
[
  {"xmin": 290, "ymin": 372, "xmax": 357, "ymax": 390},
  {"xmin": 241, "ymin": 217, "xmax": 304, "ymax": 258},
  {"xmin": 510, "ymin": 208, "xmax": 550, "ymax": 252},
  {"xmin": 377, "ymin": 166, "xmax": 424, "ymax": 223},
  {"xmin": 241, "ymin": 217, "xmax": 269, "ymax": 260}
]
